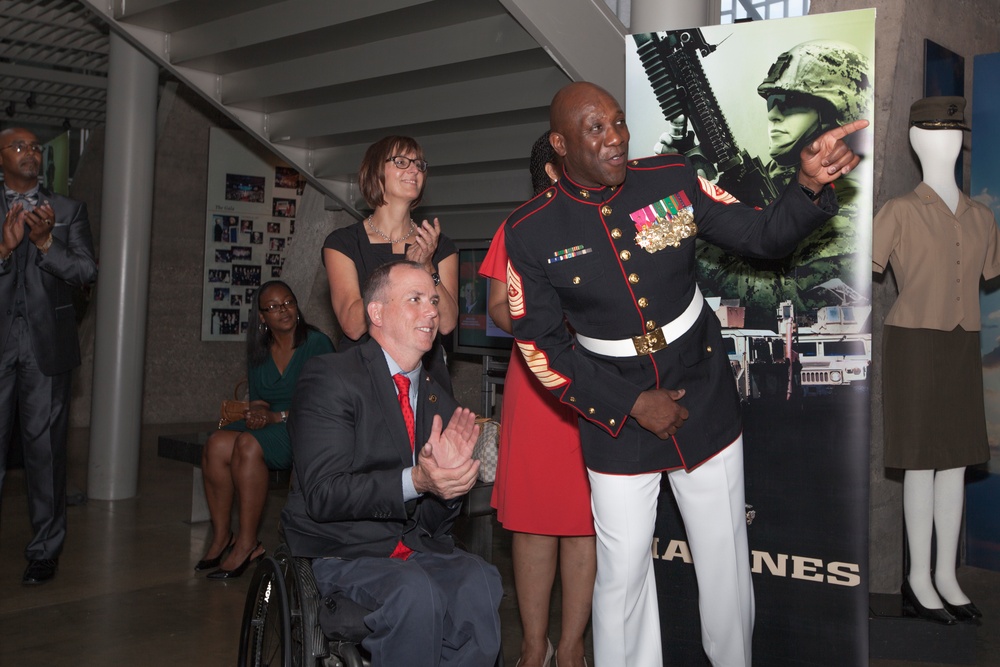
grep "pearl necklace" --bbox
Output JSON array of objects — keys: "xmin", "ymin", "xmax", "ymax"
[{"xmin": 367, "ymin": 216, "xmax": 416, "ymax": 244}]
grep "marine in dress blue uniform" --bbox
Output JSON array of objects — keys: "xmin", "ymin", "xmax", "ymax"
[{"xmin": 503, "ymin": 82, "xmax": 865, "ymax": 667}]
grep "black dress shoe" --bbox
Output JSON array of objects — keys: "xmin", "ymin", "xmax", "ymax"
[
  {"xmin": 207, "ymin": 542, "xmax": 265, "ymax": 580},
  {"xmin": 901, "ymin": 580, "xmax": 957, "ymax": 625},
  {"xmin": 195, "ymin": 533, "xmax": 235, "ymax": 571},
  {"xmin": 22, "ymin": 559, "xmax": 58, "ymax": 585},
  {"xmin": 943, "ymin": 600, "xmax": 983, "ymax": 621}
]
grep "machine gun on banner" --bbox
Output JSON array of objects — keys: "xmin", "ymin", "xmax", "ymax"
[{"xmin": 633, "ymin": 29, "xmax": 778, "ymax": 208}]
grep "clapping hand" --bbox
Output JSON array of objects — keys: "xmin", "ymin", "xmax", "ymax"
[
  {"xmin": 405, "ymin": 217, "xmax": 442, "ymax": 271},
  {"xmin": 23, "ymin": 203, "xmax": 56, "ymax": 246},
  {"xmin": 412, "ymin": 408, "xmax": 481, "ymax": 500}
]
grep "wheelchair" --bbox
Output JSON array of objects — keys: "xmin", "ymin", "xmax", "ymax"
[
  {"xmin": 237, "ymin": 543, "xmax": 504, "ymax": 667},
  {"xmin": 238, "ymin": 544, "xmax": 368, "ymax": 667}
]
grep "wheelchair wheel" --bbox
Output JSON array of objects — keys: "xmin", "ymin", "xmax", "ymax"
[
  {"xmin": 238, "ymin": 556, "xmax": 292, "ymax": 667},
  {"xmin": 274, "ymin": 545, "xmax": 368, "ymax": 667},
  {"xmin": 273, "ymin": 546, "xmax": 325, "ymax": 667}
]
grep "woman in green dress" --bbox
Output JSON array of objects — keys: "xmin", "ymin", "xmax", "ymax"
[{"xmin": 196, "ymin": 281, "xmax": 334, "ymax": 579}]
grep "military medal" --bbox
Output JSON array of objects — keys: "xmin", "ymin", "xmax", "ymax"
[{"xmin": 630, "ymin": 191, "xmax": 697, "ymax": 253}]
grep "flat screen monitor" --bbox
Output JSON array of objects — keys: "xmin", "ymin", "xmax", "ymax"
[{"xmin": 453, "ymin": 239, "xmax": 513, "ymax": 358}]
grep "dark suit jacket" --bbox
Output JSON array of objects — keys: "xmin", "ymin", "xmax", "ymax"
[
  {"xmin": 0, "ymin": 187, "xmax": 97, "ymax": 376},
  {"xmin": 281, "ymin": 338, "xmax": 463, "ymax": 560}
]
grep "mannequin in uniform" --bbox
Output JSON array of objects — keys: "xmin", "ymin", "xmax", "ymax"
[{"xmin": 873, "ymin": 96, "xmax": 998, "ymax": 624}]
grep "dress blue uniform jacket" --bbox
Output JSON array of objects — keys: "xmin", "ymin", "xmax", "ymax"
[{"xmin": 504, "ymin": 154, "xmax": 834, "ymax": 474}]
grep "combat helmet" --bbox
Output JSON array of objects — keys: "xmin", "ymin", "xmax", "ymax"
[{"xmin": 757, "ymin": 41, "xmax": 872, "ymax": 126}]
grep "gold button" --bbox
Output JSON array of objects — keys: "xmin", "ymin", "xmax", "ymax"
[
  {"xmin": 638, "ymin": 297, "xmax": 648, "ymax": 308},
  {"xmin": 601, "ymin": 205, "xmax": 612, "ymax": 216},
  {"xmin": 588, "ymin": 408, "xmax": 596, "ymax": 415},
  {"xmin": 429, "ymin": 394, "xmax": 437, "ymax": 403},
  {"xmin": 706, "ymin": 346, "xmax": 712, "ymax": 353},
  {"xmin": 611, "ymin": 228, "xmax": 622, "ymax": 239},
  {"xmin": 631, "ymin": 160, "xmax": 639, "ymax": 166},
  {"xmin": 568, "ymin": 396, "xmax": 576, "ymax": 403},
  {"xmin": 646, "ymin": 320, "xmax": 656, "ymax": 331},
  {"xmin": 609, "ymin": 419, "xmax": 616, "ymax": 427},
  {"xmin": 572, "ymin": 276, "xmax": 581, "ymax": 285},
  {"xmin": 629, "ymin": 273, "xmax": 639, "ymax": 284},
  {"xmin": 545, "ymin": 191, "xmax": 553, "ymax": 199},
  {"xmin": 580, "ymin": 190, "xmax": 590, "ymax": 199},
  {"xmin": 619, "ymin": 250, "xmax": 631, "ymax": 261}
]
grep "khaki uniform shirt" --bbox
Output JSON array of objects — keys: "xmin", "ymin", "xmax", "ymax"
[{"xmin": 872, "ymin": 182, "xmax": 1000, "ymax": 331}]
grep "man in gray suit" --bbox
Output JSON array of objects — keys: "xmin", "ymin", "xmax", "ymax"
[
  {"xmin": 281, "ymin": 260, "xmax": 502, "ymax": 666},
  {"xmin": 0, "ymin": 127, "xmax": 97, "ymax": 584}
]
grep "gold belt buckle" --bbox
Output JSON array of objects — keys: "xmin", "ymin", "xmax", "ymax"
[{"xmin": 631, "ymin": 328, "xmax": 667, "ymax": 355}]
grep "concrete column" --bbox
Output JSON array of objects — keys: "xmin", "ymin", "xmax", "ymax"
[
  {"xmin": 87, "ymin": 33, "xmax": 159, "ymax": 500},
  {"xmin": 629, "ymin": 0, "xmax": 710, "ymax": 32}
]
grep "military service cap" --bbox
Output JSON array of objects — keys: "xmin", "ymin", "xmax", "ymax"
[{"xmin": 909, "ymin": 96, "xmax": 970, "ymax": 131}]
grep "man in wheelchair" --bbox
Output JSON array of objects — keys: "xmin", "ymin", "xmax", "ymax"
[{"xmin": 280, "ymin": 260, "xmax": 503, "ymax": 666}]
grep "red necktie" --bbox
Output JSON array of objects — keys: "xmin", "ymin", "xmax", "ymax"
[
  {"xmin": 391, "ymin": 372, "xmax": 416, "ymax": 560},
  {"xmin": 393, "ymin": 373, "xmax": 415, "ymax": 451}
]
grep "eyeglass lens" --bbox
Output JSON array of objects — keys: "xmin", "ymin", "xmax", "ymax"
[
  {"xmin": 3, "ymin": 142, "xmax": 43, "ymax": 154},
  {"xmin": 261, "ymin": 299, "xmax": 297, "ymax": 313},
  {"xmin": 388, "ymin": 156, "xmax": 428, "ymax": 172}
]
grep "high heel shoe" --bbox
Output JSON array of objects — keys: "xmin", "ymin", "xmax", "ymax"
[
  {"xmin": 901, "ymin": 580, "xmax": 956, "ymax": 625},
  {"xmin": 206, "ymin": 542, "xmax": 265, "ymax": 580},
  {"xmin": 194, "ymin": 533, "xmax": 234, "ymax": 571},
  {"xmin": 943, "ymin": 600, "xmax": 983, "ymax": 621},
  {"xmin": 515, "ymin": 638, "xmax": 554, "ymax": 667}
]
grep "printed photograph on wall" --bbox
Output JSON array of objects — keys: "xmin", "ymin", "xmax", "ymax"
[
  {"xmin": 627, "ymin": 9, "xmax": 874, "ymax": 666},
  {"xmin": 272, "ymin": 197, "xmax": 296, "ymax": 218},
  {"xmin": 274, "ymin": 166, "xmax": 300, "ymax": 189},
  {"xmin": 225, "ymin": 173, "xmax": 266, "ymax": 203},
  {"xmin": 202, "ymin": 128, "xmax": 304, "ymax": 341}
]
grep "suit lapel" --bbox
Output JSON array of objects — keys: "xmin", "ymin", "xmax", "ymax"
[
  {"xmin": 414, "ymin": 371, "xmax": 440, "ymax": 457},
  {"xmin": 360, "ymin": 339, "xmax": 415, "ymax": 464}
]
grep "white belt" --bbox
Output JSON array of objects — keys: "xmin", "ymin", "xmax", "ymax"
[{"xmin": 576, "ymin": 286, "xmax": 705, "ymax": 357}]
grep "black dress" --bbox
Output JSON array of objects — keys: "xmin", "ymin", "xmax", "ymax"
[{"xmin": 323, "ymin": 221, "xmax": 456, "ymax": 392}]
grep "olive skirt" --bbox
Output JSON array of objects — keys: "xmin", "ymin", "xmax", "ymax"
[{"xmin": 883, "ymin": 325, "xmax": 990, "ymax": 470}]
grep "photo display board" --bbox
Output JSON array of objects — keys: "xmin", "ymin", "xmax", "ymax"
[
  {"xmin": 202, "ymin": 128, "xmax": 304, "ymax": 341},
  {"xmin": 627, "ymin": 9, "xmax": 875, "ymax": 666}
]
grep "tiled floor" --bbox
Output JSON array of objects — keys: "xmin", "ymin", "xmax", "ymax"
[{"xmin": 0, "ymin": 424, "xmax": 996, "ymax": 666}]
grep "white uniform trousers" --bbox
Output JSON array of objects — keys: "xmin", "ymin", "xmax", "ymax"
[{"xmin": 589, "ymin": 436, "xmax": 753, "ymax": 667}]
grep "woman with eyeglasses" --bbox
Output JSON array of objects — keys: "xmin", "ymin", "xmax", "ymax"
[
  {"xmin": 197, "ymin": 281, "xmax": 333, "ymax": 578},
  {"xmin": 322, "ymin": 135, "xmax": 458, "ymax": 390}
]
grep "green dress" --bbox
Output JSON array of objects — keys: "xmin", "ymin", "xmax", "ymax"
[{"xmin": 222, "ymin": 328, "xmax": 334, "ymax": 469}]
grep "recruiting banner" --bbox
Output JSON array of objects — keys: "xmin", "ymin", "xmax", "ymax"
[
  {"xmin": 626, "ymin": 9, "xmax": 875, "ymax": 665},
  {"xmin": 202, "ymin": 128, "xmax": 305, "ymax": 341},
  {"xmin": 968, "ymin": 52, "xmax": 1000, "ymax": 570}
]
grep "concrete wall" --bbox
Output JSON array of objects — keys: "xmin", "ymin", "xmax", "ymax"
[
  {"xmin": 812, "ymin": 0, "xmax": 1000, "ymax": 594},
  {"xmin": 69, "ymin": 78, "xmax": 484, "ymax": 428}
]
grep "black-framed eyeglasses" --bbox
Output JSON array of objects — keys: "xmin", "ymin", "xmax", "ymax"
[
  {"xmin": 1, "ymin": 142, "xmax": 43, "ymax": 155},
  {"xmin": 386, "ymin": 156, "xmax": 428, "ymax": 173},
  {"xmin": 259, "ymin": 298, "xmax": 297, "ymax": 314}
]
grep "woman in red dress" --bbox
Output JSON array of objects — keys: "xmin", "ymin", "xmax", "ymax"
[{"xmin": 479, "ymin": 132, "xmax": 595, "ymax": 667}]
